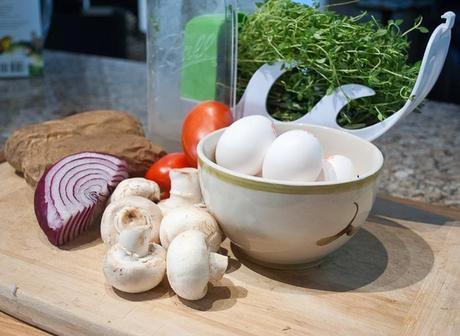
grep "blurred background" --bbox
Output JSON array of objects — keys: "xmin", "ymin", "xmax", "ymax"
[
  {"xmin": 40, "ymin": 0, "xmax": 460, "ymax": 104},
  {"xmin": 8, "ymin": 0, "xmax": 460, "ymax": 104}
]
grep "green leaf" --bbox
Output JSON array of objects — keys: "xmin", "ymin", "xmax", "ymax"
[
  {"xmin": 394, "ymin": 19, "xmax": 404, "ymax": 26},
  {"xmin": 375, "ymin": 29, "xmax": 387, "ymax": 37},
  {"xmin": 418, "ymin": 26, "xmax": 429, "ymax": 33},
  {"xmin": 315, "ymin": 58, "xmax": 326, "ymax": 64}
]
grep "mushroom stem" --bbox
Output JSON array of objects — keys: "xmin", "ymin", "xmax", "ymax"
[
  {"xmin": 158, "ymin": 168, "xmax": 205, "ymax": 216},
  {"xmin": 209, "ymin": 252, "xmax": 228, "ymax": 282},
  {"xmin": 169, "ymin": 168, "xmax": 202, "ymax": 203},
  {"xmin": 118, "ymin": 225, "xmax": 150, "ymax": 258}
]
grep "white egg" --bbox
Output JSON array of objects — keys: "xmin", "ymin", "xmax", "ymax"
[
  {"xmin": 215, "ymin": 115, "xmax": 276, "ymax": 175},
  {"xmin": 262, "ymin": 130, "xmax": 323, "ymax": 182},
  {"xmin": 321, "ymin": 155, "xmax": 356, "ymax": 182}
]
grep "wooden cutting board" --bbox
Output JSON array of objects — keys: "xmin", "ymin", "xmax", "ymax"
[{"xmin": 0, "ymin": 162, "xmax": 459, "ymax": 336}]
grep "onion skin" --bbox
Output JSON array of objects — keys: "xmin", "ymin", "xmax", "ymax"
[{"xmin": 34, "ymin": 152, "xmax": 129, "ymax": 246}]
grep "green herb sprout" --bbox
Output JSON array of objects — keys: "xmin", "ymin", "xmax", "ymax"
[{"xmin": 237, "ymin": 0, "xmax": 427, "ymax": 128}]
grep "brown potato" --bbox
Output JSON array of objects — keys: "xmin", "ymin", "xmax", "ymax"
[{"xmin": 5, "ymin": 110, "xmax": 166, "ymax": 187}]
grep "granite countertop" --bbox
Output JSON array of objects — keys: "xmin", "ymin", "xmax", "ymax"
[{"xmin": 0, "ymin": 51, "xmax": 459, "ymax": 208}]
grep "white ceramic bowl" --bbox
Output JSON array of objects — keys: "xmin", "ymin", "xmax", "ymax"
[{"xmin": 197, "ymin": 123, "xmax": 383, "ymax": 267}]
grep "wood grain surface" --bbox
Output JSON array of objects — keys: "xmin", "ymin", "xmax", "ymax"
[
  {"xmin": 0, "ymin": 312, "xmax": 51, "ymax": 336},
  {"xmin": 0, "ymin": 162, "xmax": 459, "ymax": 336}
]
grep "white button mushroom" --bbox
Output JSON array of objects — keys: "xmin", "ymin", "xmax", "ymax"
[
  {"xmin": 158, "ymin": 168, "xmax": 204, "ymax": 216},
  {"xmin": 166, "ymin": 230, "xmax": 228, "ymax": 301},
  {"xmin": 101, "ymin": 195, "xmax": 162, "ymax": 247},
  {"xmin": 103, "ymin": 225, "xmax": 166, "ymax": 293},
  {"xmin": 108, "ymin": 178, "xmax": 161, "ymax": 204},
  {"xmin": 160, "ymin": 206, "xmax": 223, "ymax": 252}
]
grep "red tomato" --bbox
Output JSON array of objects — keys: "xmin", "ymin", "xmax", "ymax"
[
  {"xmin": 144, "ymin": 152, "xmax": 191, "ymax": 198},
  {"xmin": 182, "ymin": 101, "xmax": 233, "ymax": 167}
]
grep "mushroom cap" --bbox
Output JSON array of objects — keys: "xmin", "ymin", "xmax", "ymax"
[
  {"xmin": 166, "ymin": 230, "xmax": 227, "ymax": 301},
  {"xmin": 101, "ymin": 195, "xmax": 162, "ymax": 246},
  {"xmin": 109, "ymin": 178, "xmax": 160, "ymax": 204},
  {"xmin": 158, "ymin": 197, "xmax": 191, "ymax": 217},
  {"xmin": 104, "ymin": 242, "xmax": 166, "ymax": 293},
  {"xmin": 166, "ymin": 230, "xmax": 210, "ymax": 300},
  {"xmin": 160, "ymin": 206, "xmax": 223, "ymax": 251}
]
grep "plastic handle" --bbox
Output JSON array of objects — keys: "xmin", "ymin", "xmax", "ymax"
[{"xmin": 347, "ymin": 11, "xmax": 456, "ymax": 141}]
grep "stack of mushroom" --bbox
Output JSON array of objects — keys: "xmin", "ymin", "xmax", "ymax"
[{"xmin": 100, "ymin": 170, "xmax": 228, "ymax": 301}]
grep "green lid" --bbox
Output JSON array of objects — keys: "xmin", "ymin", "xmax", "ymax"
[{"xmin": 181, "ymin": 15, "xmax": 225, "ymax": 101}]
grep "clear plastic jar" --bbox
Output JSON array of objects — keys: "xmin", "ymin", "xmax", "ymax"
[{"xmin": 147, "ymin": 0, "xmax": 237, "ymax": 152}]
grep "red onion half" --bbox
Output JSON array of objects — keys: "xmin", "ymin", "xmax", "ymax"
[{"xmin": 34, "ymin": 152, "xmax": 129, "ymax": 246}]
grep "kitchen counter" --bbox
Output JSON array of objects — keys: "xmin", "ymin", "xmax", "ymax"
[{"xmin": 0, "ymin": 50, "xmax": 459, "ymax": 208}]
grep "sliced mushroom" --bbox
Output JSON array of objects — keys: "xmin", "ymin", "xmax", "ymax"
[
  {"xmin": 158, "ymin": 168, "xmax": 204, "ymax": 216},
  {"xmin": 109, "ymin": 178, "xmax": 161, "ymax": 204},
  {"xmin": 101, "ymin": 195, "xmax": 162, "ymax": 246},
  {"xmin": 166, "ymin": 230, "xmax": 228, "ymax": 300},
  {"xmin": 103, "ymin": 225, "xmax": 166, "ymax": 293},
  {"xmin": 160, "ymin": 206, "xmax": 223, "ymax": 252}
]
